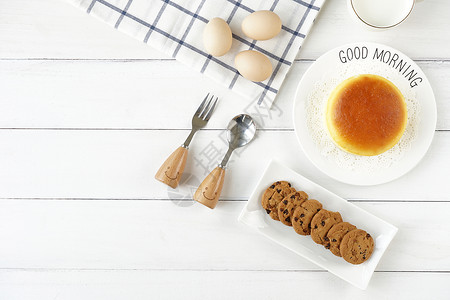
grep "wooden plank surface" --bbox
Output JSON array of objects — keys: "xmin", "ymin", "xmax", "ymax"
[
  {"xmin": 0, "ymin": 0, "xmax": 449, "ymax": 60},
  {"xmin": 0, "ymin": 130, "xmax": 447, "ymax": 200},
  {"xmin": 0, "ymin": 200, "xmax": 449, "ymax": 271},
  {"xmin": 1, "ymin": 0, "xmax": 449, "ymax": 297},
  {"xmin": 1, "ymin": 270, "xmax": 449, "ymax": 300},
  {"xmin": 0, "ymin": 60, "xmax": 449, "ymax": 130}
]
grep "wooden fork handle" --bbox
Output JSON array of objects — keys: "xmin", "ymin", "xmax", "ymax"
[
  {"xmin": 193, "ymin": 166, "xmax": 226, "ymax": 209},
  {"xmin": 155, "ymin": 146, "xmax": 188, "ymax": 189}
]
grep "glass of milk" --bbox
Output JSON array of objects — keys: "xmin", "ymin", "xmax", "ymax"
[{"xmin": 348, "ymin": 0, "xmax": 416, "ymax": 29}]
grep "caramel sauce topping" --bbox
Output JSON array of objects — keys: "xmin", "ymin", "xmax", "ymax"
[{"xmin": 329, "ymin": 74, "xmax": 407, "ymax": 155}]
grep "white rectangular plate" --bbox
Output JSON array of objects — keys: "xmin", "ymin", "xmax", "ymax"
[{"xmin": 238, "ymin": 159, "xmax": 398, "ymax": 290}]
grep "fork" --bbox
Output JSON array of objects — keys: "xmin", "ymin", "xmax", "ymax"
[{"xmin": 155, "ymin": 93, "xmax": 218, "ymax": 188}]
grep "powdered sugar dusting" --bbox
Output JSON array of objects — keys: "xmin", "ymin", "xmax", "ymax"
[{"xmin": 306, "ymin": 60, "xmax": 420, "ymax": 172}]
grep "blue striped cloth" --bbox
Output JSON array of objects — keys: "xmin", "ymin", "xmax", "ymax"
[{"xmin": 69, "ymin": 0, "xmax": 325, "ymax": 107}]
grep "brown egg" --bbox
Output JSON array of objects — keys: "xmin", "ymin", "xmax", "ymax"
[
  {"xmin": 203, "ymin": 17, "xmax": 233, "ymax": 57},
  {"xmin": 242, "ymin": 10, "xmax": 282, "ymax": 41},
  {"xmin": 235, "ymin": 50, "xmax": 272, "ymax": 82}
]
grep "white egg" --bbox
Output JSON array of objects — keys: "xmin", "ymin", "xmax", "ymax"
[
  {"xmin": 203, "ymin": 17, "xmax": 233, "ymax": 57},
  {"xmin": 235, "ymin": 50, "xmax": 272, "ymax": 82},
  {"xmin": 242, "ymin": 10, "xmax": 282, "ymax": 41}
]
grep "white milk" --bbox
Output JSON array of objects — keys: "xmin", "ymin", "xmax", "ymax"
[{"xmin": 352, "ymin": 0, "xmax": 414, "ymax": 27}]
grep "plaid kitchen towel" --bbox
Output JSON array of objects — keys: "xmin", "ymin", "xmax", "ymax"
[{"xmin": 69, "ymin": 0, "xmax": 325, "ymax": 107}]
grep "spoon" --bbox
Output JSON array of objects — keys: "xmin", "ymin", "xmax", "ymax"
[{"xmin": 194, "ymin": 114, "xmax": 257, "ymax": 209}]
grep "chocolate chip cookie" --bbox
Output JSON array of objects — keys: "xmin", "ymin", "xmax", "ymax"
[
  {"xmin": 277, "ymin": 191, "xmax": 308, "ymax": 226},
  {"xmin": 325, "ymin": 222, "xmax": 357, "ymax": 256},
  {"xmin": 292, "ymin": 199, "xmax": 323, "ymax": 235},
  {"xmin": 261, "ymin": 181, "xmax": 295, "ymax": 221},
  {"xmin": 340, "ymin": 229, "xmax": 374, "ymax": 264},
  {"xmin": 310, "ymin": 209, "xmax": 343, "ymax": 245}
]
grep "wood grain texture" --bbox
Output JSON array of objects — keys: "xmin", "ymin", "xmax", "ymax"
[
  {"xmin": 1, "ymin": 270, "xmax": 449, "ymax": 300},
  {"xmin": 155, "ymin": 146, "xmax": 188, "ymax": 188},
  {"xmin": 0, "ymin": 0, "xmax": 449, "ymax": 60},
  {"xmin": 0, "ymin": 60, "xmax": 448, "ymax": 130},
  {"xmin": 1, "ymin": 0, "xmax": 449, "ymax": 296},
  {"xmin": 0, "ymin": 200, "xmax": 449, "ymax": 271},
  {"xmin": 0, "ymin": 0, "xmax": 162, "ymax": 60},
  {"xmin": 194, "ymin": 166, "xmax": 225, "ymax": 209},
  {"xmin": 0, "ymin": 130, "xmax": 447, "ymax": 200}
]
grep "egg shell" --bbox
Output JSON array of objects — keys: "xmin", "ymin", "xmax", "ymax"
[
  {"xmin": 242, "ymin": 10, "xmax": 282, "ymax": 41},
  {"xmin": 203, "ymin": 17, "xmax": 233, "ymax": 57},
  {"xmin": 235, "ymin": 50, "xmax": 272, "ymax": 82}
]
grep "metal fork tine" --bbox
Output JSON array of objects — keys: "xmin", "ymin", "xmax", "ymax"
[
  {"xmin": 183, "ymin": 93, "xmax": 217, "ymax": 148},
  {"xmin": 204, "ymin": 97, "xmax": 218, "ymax": 121},
  {"xmin": 199, "ymin": 95, "xmax": 213, "ymax": 119},
  {"xmin": 195, "ymin": 93, "xmax": 209, "ymax": 116}
]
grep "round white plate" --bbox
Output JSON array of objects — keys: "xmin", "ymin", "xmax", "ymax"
[{"xmin": 293, "ymin": 42, "xmax": 437, "ymax": 185}]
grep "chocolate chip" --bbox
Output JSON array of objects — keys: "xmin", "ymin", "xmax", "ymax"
[
  {"xmin": 314, "ymin": 225, "xmax": 318, "ymax": 229},
  {"xmin": 324, "ymin": 237, "xmax": 329, "ymax": 242},
  {"xmin": 286, "ymin": 216, "xmax": 291, "ymax": 223},
  {"xmin": 363, "ymin": 255, "xmax": 366, "ymax": 259},
  {"xmin": 300, "ymin": 221, "xmax": 303, "ymax": 225},
  {"xmin": 276, "ymin": 189, "xmax": 281, "ymax": 193},
  {"xmin": 265, "ymin": 209, "xmax": 271, "ymax": 214},
  {"xmin": 366, "ymin": 233, "xmax": 371, "ymax": 238},
  {"xmin": 317, "ymin": 208, "xmax": 321, "ymax": 212},
  {"xmin": 325, "ymin": 243, "xmax": 330, "ymax": 249},
  {"xmin": 283, "ymin": 200, "xmax": 288, "ymax": 204},
  {"xmin": 300, "ymin": 213, "xmax": 305, "ymax": 218},
  {"xmin": 288, "ymin": 183, "xmax": 291, "ymax": 187},
  {"xmin": 283, "ymin": 209, "xmax": 289, "ymax": 215},
  {"xmin": 270, "ymin": 185, "xmax": 275, "ymax": 189},
  {"xmin": 321, "ymin": 221, "xmax": 325, "ymax": 226},
  {"xmin": 294, "ymin": 217, "xmax": 299, "ymax": 222},
  {"xmin": 275, "ymin": 181, "xmax": 280, "ymax": 184},
  {"xmin": 332, "ymin": 239, "xmax": 337, "ymax": 242}
]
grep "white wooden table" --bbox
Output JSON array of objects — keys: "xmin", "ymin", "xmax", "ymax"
[{"xmin": 1, "ymin": 0, "xmax": 449, "ymax": 298}]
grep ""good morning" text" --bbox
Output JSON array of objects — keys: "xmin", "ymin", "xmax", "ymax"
[{"xmin": 338, "ymin": 46, "xmax": 422, "ymax": 88}]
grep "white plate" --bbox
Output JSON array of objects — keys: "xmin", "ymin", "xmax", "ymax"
[
  {"xmin": 238, "ymin": 159, "xmax": 398, "ymax": 290},
  {"xmin": 293, "ymin": 42, "xmax": 437, "ymax": 185}
]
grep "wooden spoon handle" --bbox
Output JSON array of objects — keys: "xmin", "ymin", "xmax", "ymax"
[
  {"xmin": 155, "ymin": 146, "xmax": 188, "ymax": 189},
  {"xmin": 193, "ymin": 166, "xmax": 225, "ymax": 209}
]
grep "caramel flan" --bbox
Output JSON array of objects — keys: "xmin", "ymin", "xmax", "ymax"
[{"xmin": 326, "ymin": 74, "xmax": 407, "ymax": 156}]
